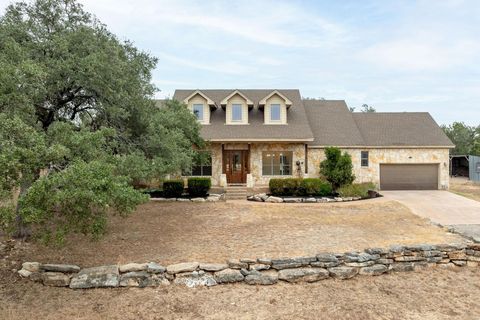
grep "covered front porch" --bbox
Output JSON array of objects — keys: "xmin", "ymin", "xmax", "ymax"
[{"xmin": 206, "ymin": 142, "xmax": 308, "ymax": 192}]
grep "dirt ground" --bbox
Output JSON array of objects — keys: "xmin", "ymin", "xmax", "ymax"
[
  {"xmin": 450, "ymin": 177, "xmax": 480, "ymax": 202},
  {"xmin": 0, "ymin": 200, "xmax": 477, "ymax": 319},
  {"xmin": 15, "ymin": 200, "xmax": 464, "ymax": 266},
  {"xmin": 1, "ymin": 266, "xmax": 480, "ymax": 320}
]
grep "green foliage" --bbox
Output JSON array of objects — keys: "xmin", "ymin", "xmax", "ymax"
[
  {"xmin": 269, "ymin": 178, "xmax": 301, "ymax": 196},
  {"xmin": 187, "ymin": 177, "xmax": 211, "ymax": 197},
  {"xmin": 298, "ymin": 178, "xmax": 333, "ymax": 197},
  {"xmin": 0, "ymin": 0, "xmax": 205, "ymax": 242},
  {"xmin": 18, "ymin": 161, "xmax": 148, "ymax": 244},
  {"xmin": 162, "ymin": 180, "xmax": 184, "ymax": 198},
  {"xmin": 320, "ymin": 147, "xmax": 355, "ymax": 190},
  {"xmin": 337, "ymin": 182, "xmax": 377, "ymax": 198},
  {"xmin": 269, "ymin": 178, "xmax": 332, "ymax": 196},
  {"xmin": 441, "ymin": 122, "xmax": 480, "ymax": 156}
]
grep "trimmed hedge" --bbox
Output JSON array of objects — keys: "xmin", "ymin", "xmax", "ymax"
[
  {"xmin": 299, "ymin": 178, "xmax": 333, "ymax": 197},
  {"xmin": 269, "ymin": 178, "xmax": 332, "ymax": 197},
  {"xmin": 337, "ymin": 182, "xmax": 376, "ymax": 198},
  {"xmin": 142, "ymin": 188, "xmax": 163, "ymax": 198},
  {"xmin": 162, "ymin": 180, "xmax": 184, "ymax": 198},
  {"xmin": 187, "ymin": 177, "xmax": 211, "ymax": 197}
]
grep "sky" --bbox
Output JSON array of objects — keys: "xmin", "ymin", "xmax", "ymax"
[{"xmin": 1, "ymin": 0, "xmax": 479, "ymax": 125}]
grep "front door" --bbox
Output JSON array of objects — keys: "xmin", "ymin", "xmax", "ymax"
[{"xmin": 224, "ymin": 150, "xmax": 248, "ymax": 184}]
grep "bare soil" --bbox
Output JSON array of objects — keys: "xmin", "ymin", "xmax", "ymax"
[
  {"xmin": 0, "ymin": 200, "xmax": 476, "ymax": 319},
  {"xmin": 1, "ymin": 266, "xmax": 479, "ymax": 320},
  {"xmin": 450, "ymin": 177, "xmax": 480, "ymax": 202},
  {"xmin": 13, "ymin": 200, "xmax": 464, "ymax": 266}
]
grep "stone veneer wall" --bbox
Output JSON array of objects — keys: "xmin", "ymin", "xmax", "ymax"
[
  {"xmin": 307, "ymin": 148, "xmax": 450, "ymax": 189},
  {"xmin": 249, "ymin": 143, "xmax": 305, "ymax": 185},
  {"xmin": 203, "ymin": 144, "xmax": 450, "ymax": 190},
  {"xmin": 18, "ymin": 243, "xmax": 480, "ymax": 289}
]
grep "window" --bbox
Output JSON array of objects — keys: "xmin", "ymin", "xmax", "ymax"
[
  {"xmin": 361, "ymin": 151, "xmax": 369, "ymax": 167},
  {"xmin": 193, "ymin": 104, "xmax": 204, "ymax": 121},
  {"xmin": 231, "ymin": 104, "xmax": 243, "ymax": 122},
  {"xmin": 270, "ymin": 104, "xmax": 281, "ymax": 121},
  {"xmin": 262, "ymin": 151, "xmax": 292, "ymax": 175},
  {"xmin": 184, "ymin": 152, "xmax": 212, "ymax": 176}
]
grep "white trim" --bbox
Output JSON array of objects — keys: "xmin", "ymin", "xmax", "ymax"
[
  {"xmin": 259, "ymin": 90, "xmax": 292, "ymax": 107},
  {"xmin": 220, "ymin": 90, "xmax": 253, "ymax": 106},
  {"xmin": 183, "ymin": 90, "xmax": 216, "ymax": 108}
]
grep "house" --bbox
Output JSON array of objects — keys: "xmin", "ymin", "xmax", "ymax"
[{"xmin": 163, "ymin": 89, "xmax": 454, "ymax": 192}]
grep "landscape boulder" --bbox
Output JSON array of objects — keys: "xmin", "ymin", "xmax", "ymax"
[
  {"xmin": 42, "ymin": 272, "xmax": 71, "ymax": 287},
  {"xmin": 278, "ymin": 268, "xmax": 329, "ymax": 283},
  {"xmin": 166, "ymin": 262, "xmax": 199, "ymax": 274},
  {"xmin": 214, "ymin": 269, "xmax": 244, "ymax": 283},
  {"xmin": 328, "ymin": 266, "xmax": 358, "ymax": 279},
  {"xmin": 70, "ymin": 265, "xmax": 120, "ymax": 289},
  {"xmin": 41, "ymin": 264, "xmax": 80, "ymax": 273}
]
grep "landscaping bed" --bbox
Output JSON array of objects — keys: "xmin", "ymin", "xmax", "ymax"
[{"xmin": 247, "ymin": 193, "xmax": 379, "ymax": 203}]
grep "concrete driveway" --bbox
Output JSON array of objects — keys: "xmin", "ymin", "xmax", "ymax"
[{"xmin": 383, "ymin": 190, "xmax": 480, "ymax": 241}]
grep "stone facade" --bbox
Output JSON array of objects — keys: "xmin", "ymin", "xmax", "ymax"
[
  {"xmin": 249, "ymin": 143, "xmax": 305, "ymax": 185},
  {"xmin": 192, "ymin": 144, "xmax": 450, "ymax": 190},
  {"xmin": 307, "ymin": 148, "xmax": 450, "ymax": 189}
]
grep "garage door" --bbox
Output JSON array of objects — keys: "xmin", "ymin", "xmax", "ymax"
[{"xmin": 380, "ymin": 164, "xmax": 439, "ymax": 190}]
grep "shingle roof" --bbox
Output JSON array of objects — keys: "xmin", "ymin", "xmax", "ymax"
[
  {"xmin": 352, "ymin": 112, "xmax": 454, "ymax": 147},
  {"xmin": 303, "ymin": 100, "xmax": 365, "ymax": 146},
  {"xmin": 161, "ymin": 90, "xmax": 453, "ymax": 148},
  {"xmin": 172, "ymin": 89, "xmax": 314, "ymax": 141}
]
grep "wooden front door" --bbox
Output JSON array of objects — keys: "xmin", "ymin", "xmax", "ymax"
[{"xmin": 223, "ymin": 150, "xmax": 248, "ymax": 184}]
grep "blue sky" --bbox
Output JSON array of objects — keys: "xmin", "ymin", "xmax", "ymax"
[{"xmin": 1, "ymin": 0, "xmax": 479, "ymax": 125}]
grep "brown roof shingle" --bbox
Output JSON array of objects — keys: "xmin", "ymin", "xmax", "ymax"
[
  {"xmin": 352, "ymin": 112, "xmax": 454, "ymax": 147},
  {"xmin": 173, "ymin": 89, "xmax": 314, "ymax": 141},
  {"xmin": 163, "ymin": 90, "xmax": 453, "ymax": 148}
]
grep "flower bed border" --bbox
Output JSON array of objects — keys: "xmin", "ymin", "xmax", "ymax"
[
  {"xmin": 247, "ymin": 193, "xmax": 381, "ymax": 203},
  {"xmin": 18, "ymin": 243, "xmax": 480, "ymax": 289}
]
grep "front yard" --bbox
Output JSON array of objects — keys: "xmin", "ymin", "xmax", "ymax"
[
  {"xmin": 14, "ymin": 200, "xmax": 464, "ymax": 266},
  {"xmin": 1, "ymin": 199, "xmax": 477, "ymax": 319},
  {"xmin": 450, "ymin": 177, "xmax": 480, "ymax": 202}
]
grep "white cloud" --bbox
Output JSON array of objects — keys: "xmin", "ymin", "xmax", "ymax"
[{"xmin": 359, "ymin": 37, "xmax": 480, "ymax": 71}]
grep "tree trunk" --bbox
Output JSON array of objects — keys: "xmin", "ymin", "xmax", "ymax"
[{"xmin": 13, "ymin": 181, "xmax": 32, "ymax": 239}]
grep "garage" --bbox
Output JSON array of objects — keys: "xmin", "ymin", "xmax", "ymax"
[{"xmin": 380, "ymin": 164, "xmax": 439, "ymax": 190}]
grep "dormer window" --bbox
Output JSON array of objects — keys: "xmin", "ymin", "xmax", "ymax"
[
  {"xmin": 270, "ymin": 104, "xmax": 281, "ymax": 121},
  {"xmin": 183, "ymin": 90, "xmax": 216, "ymax": 125},
  {"xmin": 193, "ymin": 104, "xmax": 204, "ymax": 121},
  {"xmin": 221, "ymin": 90, "xmax": 252, "ymax": 125},
  {"xmin": 232, "ymin": 104, "xmax": 243, "ymax": 122},
  {"xmin": 259, "ymin": 90, "xmax": 292, "ymax": 125}
]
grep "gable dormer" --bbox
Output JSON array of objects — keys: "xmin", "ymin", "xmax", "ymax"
[
  {"xmin": 183, "ymin": 90, "xmax": 217, "ymax": 124},
  {"xmin": 259, "ymin": 90, "xmax": 292, "ymax": 125},
  {"xmin": 221, "ymin": 90, "xmax": 253, "ymax": 125}
]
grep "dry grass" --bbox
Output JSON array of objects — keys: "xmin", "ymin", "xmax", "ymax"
[
  {"xmin": 15, "ymin": 200, "xmax": 464, "ymax": 266},
  {"xmin": 450, "ymin": 178, "xmax": 480, "ymax": 202},
  {"xmin": 1, "ymin": 267, "xmax": 480, "ymax": 320},
  {"xmin": 0, "ymin": 200, "xmax": 476, "ymax": 320}
]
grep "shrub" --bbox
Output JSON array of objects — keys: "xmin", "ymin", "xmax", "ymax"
[
  {"xmin": 269, "ymin": 178, "xmax": 284, "ymax": 196},
  {"xmin": 142, "ymin": 188, "xmax": 163, "ymax": 198},
  {"xmin": 187, "ymin": 177, "xmax": 211, "ymax": 197},
  {"xmin": 269, "ymin": 178, "xmax": 302, "ymax": 196},
  {"xmin": 320, "ymin": 147, "xmax": 355, "ymax": 190},
  {"xmin": 299, "ymin": 178, "xmax": 333, "ymax": 197},
  {"xmin": 162, "ymin": 180, "xmax": 184, "ymax": 198},
  {"xmin": 337, "ymin": 182, "xmax": 376, "ymax": 198},
  {"xmin": 269, "ymin": 178, "xmax": 332, "ymax": 196}
]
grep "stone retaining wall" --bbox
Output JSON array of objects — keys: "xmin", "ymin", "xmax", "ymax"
[{"xmin": 18, "ymin": 243, "xmax": 480, "ymax": 289}]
